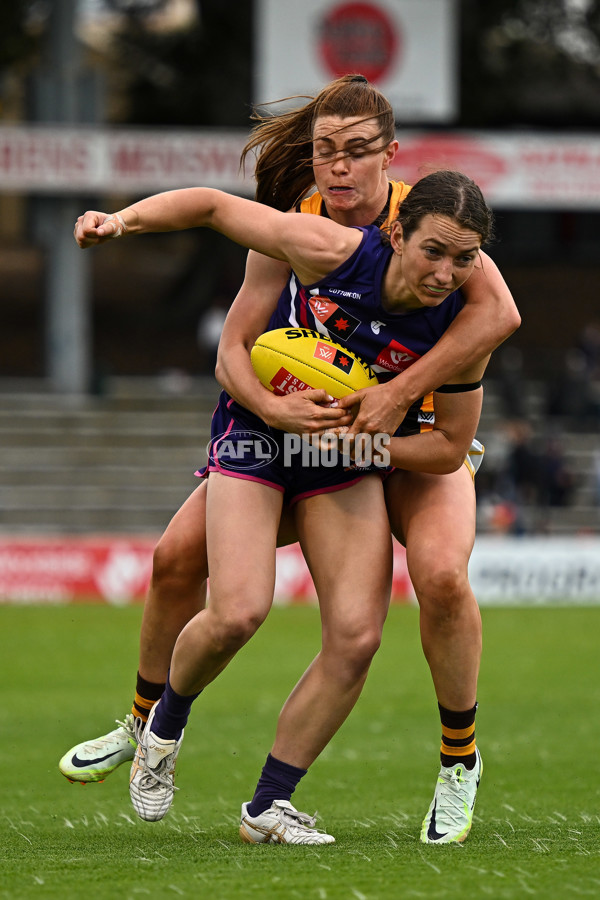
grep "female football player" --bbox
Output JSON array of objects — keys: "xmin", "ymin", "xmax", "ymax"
[
  {"xmin": 63, "ymin": 76, "xmax": 519, "ymax": 845},
  {"xmin": 72, "ymin": 163, "xmax": 496, "ymax": 840}
]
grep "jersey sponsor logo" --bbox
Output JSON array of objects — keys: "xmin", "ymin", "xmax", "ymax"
[
  {"xmin": 327, "ymin": 288, "xmax": 362, "ymax": 300},
  {"xmin": 370, "ymin": 320, "xmax": 386, "ymax": 334},
  {"xmin": 308, "ymin": 295, "xmax": 360, "ymax": 342},
  {"xmin": 314, "ymin": 341, "xmax": 354, "ymax": 373},
  {"xmin": 270, "ymin": 367, "xmax": 315, "ymax": 395},
  {"xmin": 375, "ymin": 339, "xmax": 420, "ymax": 373}
]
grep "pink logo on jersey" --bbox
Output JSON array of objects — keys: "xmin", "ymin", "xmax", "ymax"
[
  {"xmin": 311, "ymin": 296, "xmax": 338, "ymax": 322},
  {"xmin": 308, "ymin": 294, "xmax": 360, "ymax": 341},
  {"xmin": 375, "ymin": 340, "xmax": 420, "ymax": 373}
]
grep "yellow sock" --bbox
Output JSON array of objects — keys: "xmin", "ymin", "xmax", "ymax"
[
  {"xmin": 439, "ymin": 702, "xmax": 477, "ymax": 769},
  {"xmin": 131, "ymin": 672, "xmax": 165, "ymax": 723}
]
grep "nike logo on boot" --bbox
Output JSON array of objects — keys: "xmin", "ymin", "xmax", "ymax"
[{"xmin": 72, "ymin": 750, "xmax": 122, "ymax": 768}]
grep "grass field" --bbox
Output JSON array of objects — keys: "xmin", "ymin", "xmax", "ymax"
[{"xmin": 2, "ymin": 602, "xmax": 599, "ymax": 899}]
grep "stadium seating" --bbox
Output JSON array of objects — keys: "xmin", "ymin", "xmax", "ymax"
[{"xmin": 0, "ymin": 377, "xmax": 597, "ymax": 536}]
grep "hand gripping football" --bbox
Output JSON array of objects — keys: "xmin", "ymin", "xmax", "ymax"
[{"xmin": 251, "ymin": 328, "xmax": 378, "ymax": 398}]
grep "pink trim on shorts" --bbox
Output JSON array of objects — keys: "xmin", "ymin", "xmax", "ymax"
[
  {"xmin": 203, "ymin": 464, "xmax": 285, "ymax": 492},
  {"xmin": 195, "ymin": 415, "xmax": 236, "ymax": 479},
  {"xmin": 289, "ymin": 474, "xmax": 370, "ymax": 506},
  {"xmin": 211, "ymin": 418, "xmax": 235, "ymax": 473}
]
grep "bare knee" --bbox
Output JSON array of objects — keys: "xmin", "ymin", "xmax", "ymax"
[
  {"xmin": 205, "ymin": 604, "xmax": 268, "ymax": 657},
  {"xmin": 151, "ymin": 531, "xmax": 208, "ymax": 601},
  {"xmin": 322, "ymin": 622, "xmax": 383, "ymax": 682},
  {"xmin": 413, "ymin": 560, "xmax": 470, "ymax": 619}
]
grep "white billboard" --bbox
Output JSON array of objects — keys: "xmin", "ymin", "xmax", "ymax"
[
  {"xmin": 5, "ymin": 125, "xmax": 600, "ymax": 209},
  {"xmin": 0, "ymin": 126, "xmax": 250, "ymax": 194},
  {"xmin": 255, "ymin": 0, "xmax": 458, "ymax": 123}
]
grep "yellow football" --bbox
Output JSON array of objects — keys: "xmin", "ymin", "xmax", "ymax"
[{"xmin": 251, "ymin": 327, "xmax": 378, "ymax": 399}]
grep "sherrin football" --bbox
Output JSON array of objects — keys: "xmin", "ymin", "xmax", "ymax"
[{"xmin": 251, "ymin": 327, "xmax": 379, "ymax": 398}]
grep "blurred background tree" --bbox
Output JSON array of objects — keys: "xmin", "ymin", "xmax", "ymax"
[
  {"xmin": 103, "ymin": 0, "xmax": 253, "ymax": 126},
  {"xmin": 0, "ymin": 1, "xmax": 38, "ymax": 70},
  {"xmin": 461, "ymin": 0, "xmax": 600, "ymax": 127},
  {"xmin": 3, "ymin": 1, "xmax": 600, "ymax": 128}
]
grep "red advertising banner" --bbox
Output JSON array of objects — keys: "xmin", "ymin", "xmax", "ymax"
[
  {"xmin": 2, "ymin": 124, "xmax": 600, "ymax": 208},
  {"xmin": 0, "ymin": 127, "xmax": 250, "ymax": 194},
  {"xmin": 2, "ymin": 534, "xmax": 599, "ymax": 606},
  {"xmin": 0, "ymin": 536, "xmax": 155, "ymax": 605},
  {"xmin": 0, "ymin": 536, "xmax": 414, "ymax": 605}
]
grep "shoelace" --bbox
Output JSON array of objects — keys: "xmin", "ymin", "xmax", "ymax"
[
  {"xmin": 133, "ymin": 716, "xmax": 147, "ymax": 746},
  {"xmin": 115, "ymin": 715, "xmax": 136, "ymax": 741},
  {"xmin": 278, "ymin": 806, "xmax": 319, "ymax": 830},
  {"xmin": 435, "ymin": 770, "xmax": 473, "ymax": 827},
  {"xmin": 133, "ymin": 717, "xmax": 179, "ymax": 792},
  {"xmin": 80, "ymin": 716, "xmax": 135, "ymax": 753},
  {"xmin": 137, "ymin": 756, "xmax": 180, "ymax": 792}
]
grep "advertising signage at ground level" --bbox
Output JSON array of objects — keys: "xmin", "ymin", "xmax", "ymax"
[{"xmin": 1, "ymin": 536, "xmax": 599, "ymax": 606}]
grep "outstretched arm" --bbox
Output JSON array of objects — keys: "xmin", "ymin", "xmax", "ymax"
[
  {"xmin": 74, "ymin": 190, "xmax": 355, "ymax": 435},
  {"xmin": 73, "ymin": 188, "xmax": 361, "ymax": 286},
  {"xmin": 339, "ymin": 251, "xmax": 520, "ymax": 437}
]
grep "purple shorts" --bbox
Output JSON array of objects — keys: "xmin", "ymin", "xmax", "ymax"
[{"xmin": 197, "ymin": 391, "xmax": 386, "ymax": 505}]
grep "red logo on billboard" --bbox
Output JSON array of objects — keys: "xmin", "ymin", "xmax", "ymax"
[
  {"xmin": 318, "ymin": 2, "xmax": 399, "ymax": 83},
  {"xmin": 390, "ymin": 136, "xmax": 508, "ymax": 193}
]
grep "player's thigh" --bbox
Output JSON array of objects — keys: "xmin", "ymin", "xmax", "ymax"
[
  {"xmin": 385, "ymin": 466, "xmax": 476, "ymax": 581},
  {"xmin": 153, "ymin": 481, "xmax": 209, "ymax": 578},
  {"xmin": 295, "ymin": 476, "xmax": 392, "ymax": 635},
  {"xmin": 205, "ymin": 472, "xmax": 283, "ymax": 618}
]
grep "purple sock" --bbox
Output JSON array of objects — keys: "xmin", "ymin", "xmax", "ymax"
[
  {"xmin": 246, "ymin": 753, "xmax": 307, "ymax": 818},
  {"xmin": 150, "ymin": 673, "xmax": 201, "ymax": 741}
]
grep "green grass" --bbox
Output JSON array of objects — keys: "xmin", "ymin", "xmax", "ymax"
[{"xmin": 1, "ymin": 603, "xmax": 599, "ymax": 899}]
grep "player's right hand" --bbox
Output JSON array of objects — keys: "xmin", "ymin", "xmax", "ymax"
[
  {"xmin": 74, "ymin": 212, "xmax": 124, "ymax": 248},
  {"xmin": 265, "ymin": 389, "xmax": 352, "ymax": 435},
  {"xmin": 338, "ymin": 381, "xmax": 409, "ymax": 439}
]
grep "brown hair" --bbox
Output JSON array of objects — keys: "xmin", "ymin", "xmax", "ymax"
[
  {"xmin": 396, "ymin": 170, "xmax": 494, "ymax": 245},
  {"xmin": 241, "ymin": 74, "xmax": 395, "ymax": 211}
]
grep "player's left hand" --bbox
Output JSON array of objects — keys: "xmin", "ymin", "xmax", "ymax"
[
  {"xmin": 264, "ymin": 389, "xmax": 353, "ymax": 435},
  {"xmin": 337, "ymin": 382, "xmax": 409, "ymax": 439}
]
